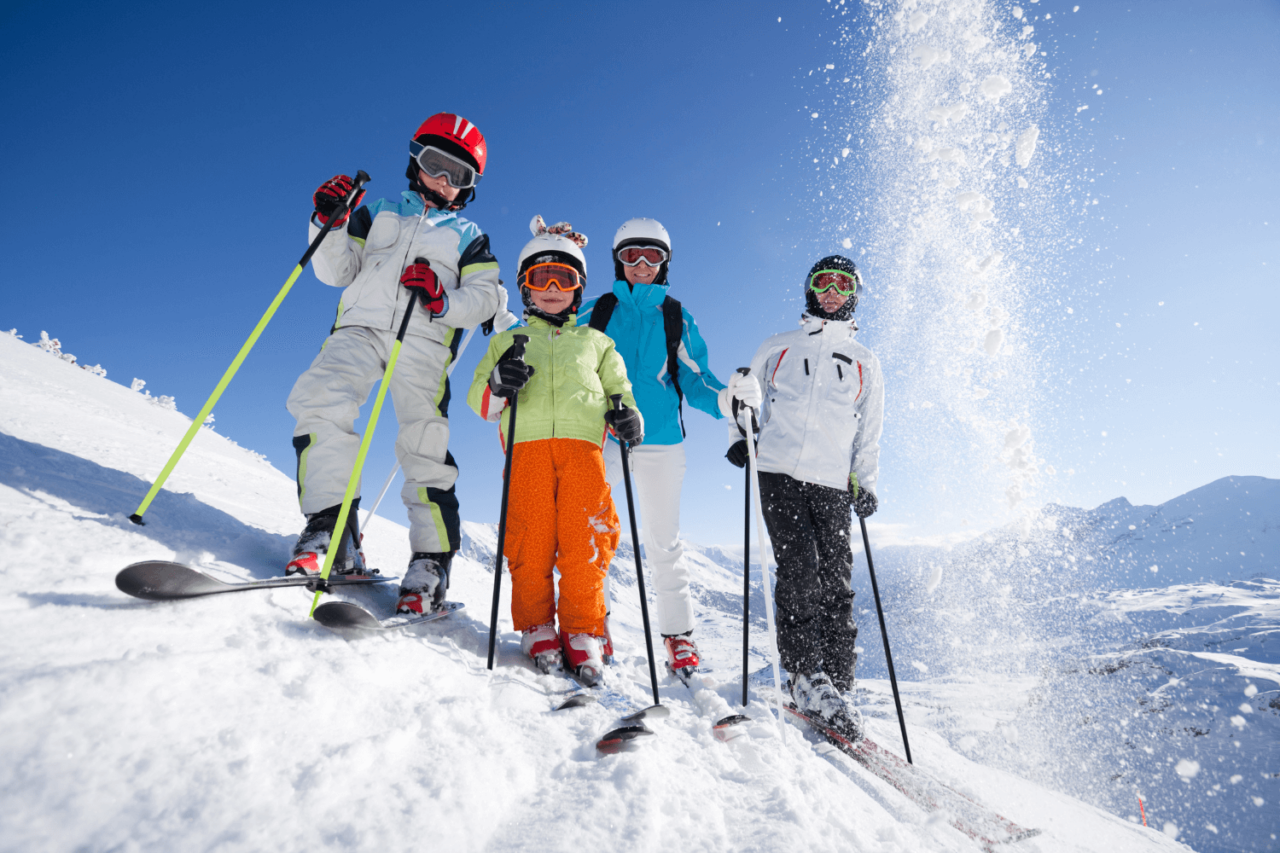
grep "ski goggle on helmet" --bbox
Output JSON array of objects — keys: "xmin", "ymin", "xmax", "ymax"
[
  {"xmin": 616, "ymin": 245, "xmax": 670, "ymax": 267},
  {"xmin": 519, "ymin": 262, "xmax": 584, "ymax": 292},
  {"xmin": 409, "ymin": 142, "xmax": 482, "ymax": 189},
  {"xmin": 808, "ymin": 269, "xmax": 864, "ymax": 297}
]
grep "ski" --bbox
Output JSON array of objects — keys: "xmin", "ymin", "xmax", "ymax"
[
  {"xmin": 312, "ymin": 600, "xmax": 464, "ymax": 632},
  {"xmin": 669, "ymin": 665, "xmax": 751, "ymax": 741},
  {"xmin": 785, "ymin": 704, "xmax": 1041, "ymax": 850},
  {"xmin": 116, "ymin": 560, "xmax": 391, "ymax": 601},
  {"xmin": 541, "ymin": 661, "xmax": 667, "ymax": 752}
]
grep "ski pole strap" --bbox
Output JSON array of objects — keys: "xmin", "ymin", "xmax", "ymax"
[{"xmin": 131, "ymin": 170, "xmax": 369, "ymax": 525}]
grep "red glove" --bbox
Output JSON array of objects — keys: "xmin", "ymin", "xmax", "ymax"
[
  {"xmin": 401, "ymin": 259, "xmax": 445, "ymax": 315},
  {"xmin": 313, "ymin": 175, "xmax": 365, "ymax": 226}
]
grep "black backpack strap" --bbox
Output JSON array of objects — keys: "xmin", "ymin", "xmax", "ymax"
[
  {"xmin": 662, "ymin": 296, "xmax": 686, "ymax": 438},
  {"xmin": 587, "ymin": 292, "xmax": 619, "ymax": 333}
]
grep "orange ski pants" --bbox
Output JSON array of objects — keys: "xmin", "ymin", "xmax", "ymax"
[{"xmin": 504, "ymin": 438, "xmax": 619, "ymax": 636}]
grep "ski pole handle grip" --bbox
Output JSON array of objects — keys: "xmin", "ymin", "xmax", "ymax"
[
  {"xmin": 511, "ymin": 333, "xmax": 529, "ymax": 361},
  {"xmin": 610, "ymin": 393, "xmax": 623, "ymax": 411},
  {"xmin": 733, "ymin": 367, "xmax": 758, "ymax": 435},
  {"xmin": 334, "ymin": 170, "xmax": 371, "ymax": 217}
]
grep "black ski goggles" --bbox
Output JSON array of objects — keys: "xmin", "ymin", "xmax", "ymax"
[{"xmin": 409, "ymin": 142, "xmax": 482, "ymax": 189}]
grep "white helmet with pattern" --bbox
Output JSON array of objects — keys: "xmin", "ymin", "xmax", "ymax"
[{"xmin": 517, "ymin": 215, "xmax": 588, "ymax": 318}]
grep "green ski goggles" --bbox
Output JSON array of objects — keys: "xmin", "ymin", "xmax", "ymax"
[{"xmin": 808, "ymin": 269, "xmax": 863, "ymax": 296}]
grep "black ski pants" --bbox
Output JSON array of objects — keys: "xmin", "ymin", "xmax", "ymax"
[{"xmin": 758, "ymin": 471, "xmax": 858, "ymax": 692}]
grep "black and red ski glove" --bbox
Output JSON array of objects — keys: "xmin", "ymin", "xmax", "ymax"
[
  {"xmin": 400, "ymin": 259, "xmax": 446, "ymax": 315},
  {"xmin": 313, "ymin": 174, "xmax": 365, "ymax": 226}
]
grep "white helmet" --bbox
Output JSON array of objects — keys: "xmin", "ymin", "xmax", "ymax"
[
  {"xmin": 613, "ymin": 217, "xmax": 671, "ymax": 283},
  {"xmin": 517, "ymin": 232, "xmax": 587, "ymax": 278},
  {"xmin": 613, "ymin": 218, "xmax": 670, "ymax": 253},
  {"xmin": 517, "ymin": 215, "xmax": 589, "ymax": 317}
]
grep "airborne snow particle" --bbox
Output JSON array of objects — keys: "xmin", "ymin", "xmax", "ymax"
[
  {"xmin": 1175, "ymin": 760, "xmax": 1201, "ymax": 779},
  {"xmin": 1016, "ymin": 126, "xmax": 1040, "ymax": 167},
  {"xmin": 980, "ymin": 75, "xmax": 1013, "ymax": 101},
  {"xmin": 842, "ymin": 238, "xmax": 853, "ymax": 249}
]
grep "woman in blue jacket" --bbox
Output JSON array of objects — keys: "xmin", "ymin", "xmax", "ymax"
[{"xmin": 577, "ymin": 218, "xmax": 760, "ymax": 673}]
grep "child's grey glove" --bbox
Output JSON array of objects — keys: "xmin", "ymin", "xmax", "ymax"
[
  {"xmin": 489, "ymin": 345, "xmax": 535, "ymax": 399},
  {"xmin": 604, "ymin": 405, "xmax": 644, "ymax": 444}
]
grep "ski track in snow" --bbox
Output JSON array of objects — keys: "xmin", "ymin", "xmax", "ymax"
[{"xmin": 2, "ymin": 330, "xmax": 1246, "ymax": 852}]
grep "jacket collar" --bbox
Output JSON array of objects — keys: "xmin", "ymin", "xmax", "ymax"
[
  {"xmin": 522, "ymin": 311, "xmax": 578, "ymax": 330},
  {"xmin": 400, "ymin": 191, "xmax": 455, "ymax": 222},
  {"xmin": 612, "ymin": 279, "xmax": 670, "ymax": 309},
  {"xmin": 799, "ymin": 313, "xmax": 858, "ymax": 336}
]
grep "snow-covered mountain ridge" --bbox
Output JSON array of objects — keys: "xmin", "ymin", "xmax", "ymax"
[{"xmin": 0, "ymin": 330, "xmax": 1259, "ymax": 852}]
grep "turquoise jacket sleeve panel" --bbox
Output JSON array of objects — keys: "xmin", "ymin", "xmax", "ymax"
[{"xmin": 673, "ymin": 305, "xmax": 726, "ymax": 420}]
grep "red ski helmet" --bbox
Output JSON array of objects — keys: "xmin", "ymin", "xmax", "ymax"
[{"xmin": 412, "ymin": 113, "xmax": 487, "ymax": 176}]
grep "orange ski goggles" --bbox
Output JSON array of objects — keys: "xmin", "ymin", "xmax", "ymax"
[{"xmin": 520, "ymin": 262, "xmax": 584, "ymax": 292}]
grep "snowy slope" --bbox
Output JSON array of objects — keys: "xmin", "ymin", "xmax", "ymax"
[{"xmin": 0, "ymin": 332, "xmax": 1196, "ymax": 852}]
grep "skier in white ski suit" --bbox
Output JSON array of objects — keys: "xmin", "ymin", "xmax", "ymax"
[
  {"xmin": 285, "ymin": 113, "xmax": 501, "ymax": 613},
  {"xmin": 728, "ymin": 254, "xmax": 884, "ymax": 742}
]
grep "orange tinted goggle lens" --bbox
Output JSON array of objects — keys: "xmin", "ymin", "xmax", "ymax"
[{"xmin": 523, "ymin": 263, "xmax": 583, "ymax": 291}]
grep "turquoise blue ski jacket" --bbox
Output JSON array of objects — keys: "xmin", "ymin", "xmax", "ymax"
[{"xmin": 577, "ymin": 280, "xmax": 726, "ymax": 446}]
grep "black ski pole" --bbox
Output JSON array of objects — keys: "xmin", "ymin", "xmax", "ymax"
[
  {"xmin": 131, "ymin": 170, "xmax": 370, "ymax": 525},
  {"xmin": 860, "ymin": 515, "xmax": 913, "ymax": 764},
  {"xmin": 487, "ymin": 334, "xmax": 529, "ymax": 670},
  {"xmin": 735, "ymin": 368, "xmax": 754, "ymax": 708},
  {"xmin": 742, "ymin": 451, "xmax": 751, "ymax": 708},
  {"xmin": 611, "ymin": 394, "xmax": 662, "ymax": 707}
]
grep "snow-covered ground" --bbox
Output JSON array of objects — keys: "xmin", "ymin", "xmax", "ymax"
[{"xmin": 3, "ymin": 330, "xmax": 1272, "ymax": 852}]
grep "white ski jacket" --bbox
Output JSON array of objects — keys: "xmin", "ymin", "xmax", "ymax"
[
  {"xmin": 308, "ymin": 192, "xmax": 501, "ymax": 345},
  {"xmin": 732, "ymin": 314, "xmax": 884, "ymax": 495}
]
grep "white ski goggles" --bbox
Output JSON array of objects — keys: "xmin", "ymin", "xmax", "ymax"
[
  {"xmin": 616, "ymin": 245, "xmax": 669, "ymax": 267},
  {"xmin": 410, "ymin": 142, "xmax": 482, "ymax": 189}
]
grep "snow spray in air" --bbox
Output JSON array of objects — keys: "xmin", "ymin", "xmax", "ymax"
[
  {"xmin": 816, "ymin": 0, "xmax": 1063, "ymax": 534},
  {"xmin": 801, "ymin": 0, "xmax": 1079, "ymax": 681}
]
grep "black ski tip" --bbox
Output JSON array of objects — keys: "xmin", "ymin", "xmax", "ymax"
[
  {"xmin": 713, "ymin": 713, "xmax": 751, "ymax": 742},
  {"xmin": 596, "ymin": 724, "xmax": 654, "ymax": 754},
  {"xmin": 128, "ymin": 513, "xmax": 145, "ymax": 526},
  {"xmin": 313, "ymin": 600, "xmax": 382, "ymax": 631},
  {"xmin": 116, "ymin": 561, "xmax": 224, "ymax": 600},
  {"xmin": 620, "ymin": 704, "xmax": 669, "ymax": 724},
  {"xmin": 555, "ymin": 693, "xmax": 598, "ymax": 711}
]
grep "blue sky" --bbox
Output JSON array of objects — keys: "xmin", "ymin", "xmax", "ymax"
[{"xmin": 3, "ymin": 0, "xmax": 1277, "ymax": 545}]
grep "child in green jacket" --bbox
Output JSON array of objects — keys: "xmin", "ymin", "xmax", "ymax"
[{"xmin": 468, "ymin": 217, "xmax": 642, "ymax": 685}]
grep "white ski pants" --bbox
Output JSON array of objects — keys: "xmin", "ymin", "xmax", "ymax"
[
  {"xmin": 603, "ymin": 440, "xmax": 692, "ymax": 636},
  {"xmin": 287, "ymin": 325, "xmax": 461, "ymax": 554}
]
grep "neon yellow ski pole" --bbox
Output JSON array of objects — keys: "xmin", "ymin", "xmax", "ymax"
[
  {"xmin": 308, "ymin": 273, "xmax": 424, "ymax": 617},
  {"xmin": 130, "ymin": 170, "xmax": 370, "ymax": 525}
]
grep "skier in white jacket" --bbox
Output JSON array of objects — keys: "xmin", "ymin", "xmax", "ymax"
[
  {"xmin": 284, "ymin": 113, "xmax": 502, "ymax": 616},
  {"xmin": 727, "ymin": 254, "xmax": 884, "ymax": 743}
]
